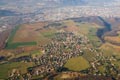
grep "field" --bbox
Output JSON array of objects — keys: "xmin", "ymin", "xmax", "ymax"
[
  {"xmin": 104, "ymin": 36, "xmax": 120, "ymax": 44},
  {"xmin": 6, "ymin": 42, "xmax": 37, "ymax": 49},
  {"xmin": 0, "ymin": 62, "xmax": 34, "ymax": 79},
  {"xmin": 64, "ymin": 56, "xmax": 90, "ymax": 71}
]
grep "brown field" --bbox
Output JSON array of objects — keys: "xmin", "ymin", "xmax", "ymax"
[
  {"xmin": 13, "ymin": 22, "xmax": 46, "ymax": 42},
  {"xmin": 104, "ymin": 36, "xmax": 120, "ymax": 44},
  {"xmin": 12, "ymin": 22, "xmax": 57, "ymax": 45}
]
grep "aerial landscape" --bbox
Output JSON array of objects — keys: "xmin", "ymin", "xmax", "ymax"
[{"xmin": 0, "ymin": 0, "xmax": 120, "ymax": 80}]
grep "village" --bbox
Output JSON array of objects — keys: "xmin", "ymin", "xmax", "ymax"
[
  {"xmin": 30, "ymin": 32, "xmax": 88, "ymax": 75},
  {"xmin": 8, "ymin": 31, "xmax": 120, "ymax": 80}
]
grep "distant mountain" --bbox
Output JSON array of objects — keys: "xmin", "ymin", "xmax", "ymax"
[{"xmin": 0, "ymin": 0, "xmax": 118, "ymax": 7}]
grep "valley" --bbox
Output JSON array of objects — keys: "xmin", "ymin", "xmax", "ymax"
[
  {"xmin": 0, "ymin": 0, "xmax": 120, "ymax": 80},
  {"xmin": 0, "ymin": 17, "xmax": 120, "ymax": 79}
]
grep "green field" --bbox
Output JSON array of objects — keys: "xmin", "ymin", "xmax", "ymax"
[
  {"xmin": 6, "ymin": 42, "xmax": 37, "ymax": 49},
  {"xmin": 87, "ymin": 28, "xmax": 102, "ymax": 47},
  {"xmin": 64, "ymin": 56, "xmax": 90, "ymax": 71},
  {"xmin": 0, "ymin": 62, "xmax": 34, "ymax": 79}
]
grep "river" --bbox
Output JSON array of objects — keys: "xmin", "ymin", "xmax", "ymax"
[{"xmin": 97, "ymin": 17, "xmax": 112, "ymax": 42}]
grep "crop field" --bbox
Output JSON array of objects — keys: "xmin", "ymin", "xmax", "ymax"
[{"xmin": 64, "ymin": 56, "xmax": 90, "ymax": 71}]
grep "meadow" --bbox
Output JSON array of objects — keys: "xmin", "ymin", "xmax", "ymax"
[{"xmin": 64, "ymin": 56, "xmax": 90, "ymax": 71}]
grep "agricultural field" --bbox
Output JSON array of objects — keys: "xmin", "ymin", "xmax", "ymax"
[{"xmin": 64, "ymin": 56, "xmax": 90, "ymax": 71}]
